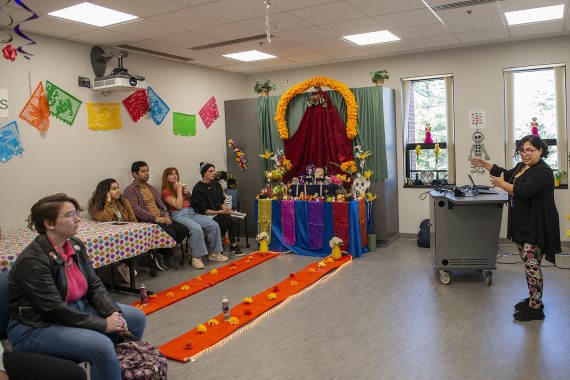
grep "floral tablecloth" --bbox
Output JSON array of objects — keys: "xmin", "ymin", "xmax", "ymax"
[{"xmin": 0, "ymin": 221, "xmax": 176, "ymax": 272}]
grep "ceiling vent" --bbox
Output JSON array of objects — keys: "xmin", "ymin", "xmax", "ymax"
[
  {"xmin": 191, "ymin": 34, "xmax": 269, "ymax": 51},
  {"xmin": 430, "ymin": 0, "xmax": 499, "ymax": 12},
  {"xmin": 117, "ymin": 45, "xmax": 193, "ymax": 62}
]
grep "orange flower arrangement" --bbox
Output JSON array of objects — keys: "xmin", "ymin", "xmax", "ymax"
[{"xmin": 274, "ymin": 76, "xmax": 358, "ymax": 139}]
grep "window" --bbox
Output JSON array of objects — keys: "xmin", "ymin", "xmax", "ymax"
[
  {"xmin": 402, "ymin": 75, "xmax": 455, "ymax": 186},
  {"xmin": 504, "ymin": 65, "xmax": 567, "ymax": 176}
]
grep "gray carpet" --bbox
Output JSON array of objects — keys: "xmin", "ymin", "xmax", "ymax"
[{"xmin": 110, "ymin": 239, "xmax": 570, "ymax": 380}]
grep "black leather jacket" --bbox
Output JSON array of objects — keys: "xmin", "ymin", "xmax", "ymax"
[{"xmin": 8, "ymin": 234, "xmax": 120, "ymax": 333}]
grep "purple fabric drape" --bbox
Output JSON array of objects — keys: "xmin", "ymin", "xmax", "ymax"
[
  {"xmin": 281, "ymin": 199, "xmax": 296, "ymax": 245},
  {"xmin": 283, "ymin": 91, "xmax": 354, "ymax": 182},
  {"xmin": 308, "ymin": 201, "xmax": 324, "ymax": 249},
  {"xmin": 332, "ymin": 202, "xmax": 349, "ymax": 249}
]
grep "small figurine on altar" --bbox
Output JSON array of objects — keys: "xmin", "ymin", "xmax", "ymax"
[
  {"xmin": 336, "ymin": 194, "xmax": 345, "ymax": 202},
  {"xmin": 292, "ymin": 177, "xmax": 299, "ymax": 184},
  {"xmin": 314, "ymin": 167, "xmax": 325, "ymax": 181},
  {"xmin": 324, "ymin": 176, "xmax": 331, "ymax": 185},
  {"xmin": 305, "ymin": 164, "xmax": 317, "ymax": 183},
  {"xmin": 424, "ymin": 123, "xmax": 434, "ymax": 144},
  {"xmin": 530, "ymin": 117, "xmax": 540, "ymax": 137}
]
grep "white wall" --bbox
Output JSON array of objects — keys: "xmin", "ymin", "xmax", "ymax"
[
  {"xmin": 244, "ymin": 35, "xmax": 570, "ymax": 241},
  {"xmin": 0, "ymin": 34, "xmax": 245, "ymax": 229}
]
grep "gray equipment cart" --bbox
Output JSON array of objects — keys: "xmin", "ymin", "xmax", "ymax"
[{"xmin": 428, "ymin": 190, "xmax": 508, "ymax": 285}]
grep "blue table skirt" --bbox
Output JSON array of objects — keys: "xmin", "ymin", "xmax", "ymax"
[{"xmin": 255, "ymin": 200, "xmax": 369, "ymax": 258}]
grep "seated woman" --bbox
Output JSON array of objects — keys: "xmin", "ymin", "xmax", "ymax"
[
  {"xmin": 87, "ymin": 178, "xmax": 138, "ymax": 283},
  {"xmin": 192, "ymin": 163, "xmax": 244, "ymax": 256},
  {"xmin": 161, "ymin": 167, "xmax": 227, "ymax": 268},
  {"xmin": 7, "ymin": 194, "xmax": 146, "ymax": 380}
]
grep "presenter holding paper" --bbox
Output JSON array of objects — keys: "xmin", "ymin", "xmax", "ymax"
[{"xmin": 470, "ymin": 134, "xmax": 560, "ymax": 321}]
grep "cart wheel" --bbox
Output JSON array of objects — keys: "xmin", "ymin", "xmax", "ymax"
[
  {"xmin": 485, "ymin": 271, "xmax": 492, "ymax": 285},
  {"xmin": 440, "ymin": 271, "xmax": 451, "ymax": 285}
]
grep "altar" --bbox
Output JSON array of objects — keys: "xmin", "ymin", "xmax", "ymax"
[{"xmin": 255, "ymin": 199, "xmax": 370, "ymax": 258}]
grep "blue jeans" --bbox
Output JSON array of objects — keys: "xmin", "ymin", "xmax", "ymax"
[
  {"xmin": 171, "ymin": 207, "xmax": 223, "ymax": 256},
  {"xmin": 7, "ymin": 301, "xmax": 146, "ymax": 380}
]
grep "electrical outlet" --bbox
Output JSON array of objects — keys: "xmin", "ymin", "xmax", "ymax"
[
  {"xmin": 285, "ymin": 79, "xmax": 290, "ymax": 86},
  {"xmin": 78, "ymin": 76, "xmax": 91, "ymax": 88}
]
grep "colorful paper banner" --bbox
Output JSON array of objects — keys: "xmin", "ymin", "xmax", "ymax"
[
  {"xmin": 86, "ymin": 103, "xmax": 122, "ymax": 131},
  {"xmin": 173, "ymin": 112, "xmax": 196, "ymax": 137},
  {"xmin": 45, "ymin": 81, "xmax": 82, "ymax": 126},
  {"xmin": 19, "ymin": 82, "xmax": 50, "ymax": 132},
  {"xmin": 147, "ymin": 87, "xmax": 170, "ymax": 125},
  {"xmin": 198, "ymin": 96, "xmax": 219, "ymax": 129},
  {"xmin": 122, "ymin": 89, "xmax": 149, "ymax": 122},
  {"xmin": 0, "ymin": 120, "xmax": 24, "ymax": 162}
]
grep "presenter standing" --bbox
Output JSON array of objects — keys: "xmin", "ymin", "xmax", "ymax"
[{"xmin": 470, "ymin": 135, "xmax": 560, "ymax": 321}]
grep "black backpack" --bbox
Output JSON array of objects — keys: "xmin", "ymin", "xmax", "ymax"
[{"xmin": 417, "ymin": 219, "xmax": 430, "ymax": 248}]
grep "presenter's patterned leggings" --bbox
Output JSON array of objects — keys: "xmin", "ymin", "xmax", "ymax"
[{"xmin": 516, "ymin": 243, "xmax": 543, "ymax": 308}]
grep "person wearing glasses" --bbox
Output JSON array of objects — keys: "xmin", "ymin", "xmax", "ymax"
[
  {"xmin": 7, "ymin": 194, "xmax": 146, "ymax": 380},
  {"xmin": 470, "ymin": 135, "xmax": 561, "ymax": 321}
]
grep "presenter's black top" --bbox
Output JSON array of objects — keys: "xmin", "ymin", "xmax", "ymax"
[
  {"xmin": 491, "ymin": 159, "xmax": 560, "ymax": 262},
  {"xmin": 191, "ymin": 180, "xmax": 224, "ymax": 215}
]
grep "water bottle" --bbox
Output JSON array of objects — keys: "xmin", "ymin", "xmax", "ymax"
[
  {"xmin": 222, "ymin": 296, "xmax": 230, "ymax": 320},
  {"xmin": 140, "ymin": 284, "xmax": 148, "ymax": 306}
]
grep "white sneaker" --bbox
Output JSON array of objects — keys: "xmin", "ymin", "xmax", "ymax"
[
  {"xmin": 191, "ymin": 257, "xmax": 205, "ymax": 269},
  {"xmin": 116, "ymin": 263, "xmax": 130, "ymax": 283},
  {"xmin": 208, "ymin": 253, "xmax": 229, "ymax": 262}
]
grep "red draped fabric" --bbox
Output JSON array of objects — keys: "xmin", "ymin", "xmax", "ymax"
[{"xmin": 283, "ymin": 91, "xmax": 354, "ymax": 182}]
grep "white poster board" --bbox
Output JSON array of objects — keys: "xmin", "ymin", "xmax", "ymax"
[
  {"xmin": 469, "ymin": 109, "xmax": 486, "ymax": 129},
  {"xmin": 0, "ymin": 89, "xmax": 8, "ymax": 118}
]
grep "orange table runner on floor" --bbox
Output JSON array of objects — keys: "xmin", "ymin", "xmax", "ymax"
[
  {"xmin": 132, "ymin": 252, "xmax": 280, "ymax": 315},
  {"xmin": 159, "ymin": 255, "xmax": 352, "ymax": 362}
]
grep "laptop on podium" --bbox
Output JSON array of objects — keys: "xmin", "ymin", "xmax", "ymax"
[{"xmin": 468, "ymin": 174, "xmax": 497, "ymax": 195}]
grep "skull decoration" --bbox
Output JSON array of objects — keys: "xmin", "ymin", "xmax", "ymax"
[
  {"xmin": 351, "ymin": 175, "xmax": 370, "ymax": 198},
  {"xmin": 218, "ymin": 179, "xmax": 228, "ymax": 191}
]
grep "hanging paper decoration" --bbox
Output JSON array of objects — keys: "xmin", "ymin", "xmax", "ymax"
[
  {"xmin": 12, "ymin": 0, "xmax": 39, "ymax": 60},
  {"xmin": 122, "ymin": 89, "xmax": 149, "ymax": 122},
  {"xmin": 281, "ymin": 199, "xmax": 296, "ymax": 246},
  {"xmin": 308, "ymin": 201, "xmax": 324, "ymax": 249},
  {"xmin": 173, "ymin": 112, "xmax": 196, "ymax": 137},
  {"xmin": 147, "ymin": 87, "xmax": 169, "ymax": 125},
  {"xmin": 86, "ymin": 103, "xmax": 122, "ymax": 131},
  {"xmin": 227, "ymin": 139, "xmax": 247, "ymax": 170},
  {"xmin": 19, "ymin": 82, "xmax": 50, "ymax": 132},
  {"xmin": 0, "ymin": 9, "xmax": 14, "ymax": 44},
  {"xmin": 198, "ymin": 96, "xmax": 219, "ymax": 129},
  {"xmin": 45, "ymin": 81, "xmax": 82, "ymax": 126},
  {"xmin": 0, "ymin": 120, "xmax": 24, "ymax": 162},
  {"xmin": 2, "ymin": 44, "xmax": 16, "ymax": 61}
]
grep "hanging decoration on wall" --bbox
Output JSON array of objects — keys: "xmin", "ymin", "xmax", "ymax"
[
  {"xmin": 2, "ymin": 43, "xmax": 16, "ymax": 61},
  {"xmin": 12, "ymin": 0, "xmax": 40, "ymax": 60},
  {"xmin": 173, "ymin": 112, "xmax": 196, "ymax": 137},
  {"xmin": 530, "ymin": 117, "xmax": 540, "ymax": 137},
  {"xmin": 0, "ymin": 120, "xmax": 24, "ymax": 162},
  {"xmin": 264, "ymin": 0, "xmax": 272, "ymax": 43},
  {"xmin": 0, "ymin": 4, "xmax": 14, "ymax": 45},
  {"xmin": 469, "ymin": 130, "xmax": 490, "ymax": 174},
  {"xmin": 86, "ymin": 103, "xmax": 122, "ymax": 131},
  {"xmin": 228, "ymin": 139, "xmax": 247, "ymax": 171},
  {"xmin": 198, "ymin": 96, "xmax": 219, "ymax": 129},
  {"xmin": 146, "ymin": 86, "xmax": 170, "ymax": 126},
  {"xmin": 45, "ymin": 81, "xmax": 82, "ymax": 126},
  {"xmin": 423, "ymin": 122, "xmax": 433, "ymax": 143},
  {"xmin": 122, "ymin": 89, "xmax": 149, "ymax": 122},
  {"xmin": 19, "ymin": 81, "xmax": 50, "ymax": 132},
  {"xmin": 274, "ymin": 76, "xmax": 358, "ymax": 140}
]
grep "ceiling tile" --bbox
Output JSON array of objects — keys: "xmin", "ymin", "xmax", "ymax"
[
  {"xmin": 270, "ymin": 0, "xmax": 338, "ymax": 12},
  {"xmin": 67, "ymin": 29, "xmax": 141, "ymax": 45},
  {"xmin": 92, "ymin": 0, "xmax": 188, "ymax": 18},
  {"xmin": 373, "ymin": 8, "xmax": 440, "ymax": 29},
  {"xmin": 173, "ymin": 0, "xmax": 219, "ymax": 6},
  {"xmin": 500, "ymin": 0, "xmax": 565, "ymax": 13},
  {"xmin": 190, "ymin": 55, "xmax": 238, "ymax": 67},
  {"xmin": 286, "ymin": 52, "xmax": 331, "ymax": 64},
  {"xmin": 153, "ymin": 31, "xmax": 221, "ymax": 49},
  {"xmin": 1, "ymin": 5, "xmax": 36, "ymax": 25},
  {"xmin": 407, "ymin": 34, "xmax": 461, "ymax": 49},
  {"xmin": 197, "ymin": 0, "xmax": 283, "ymax": 21},
  {"xmin": 363, "ymin": 41, "xmax": 415, "ymax": 54},
  {"xmin": 148, "ymin": 8, "xmax": 231, "ymax": 31},
  {"xmin": 455, "ymin": 27, "xmax": 509, "ymax": 44},
  {"xmin": 509, "ymin": 20, "xmax": 565, "ymax": 37},
  {"xmin": 238, "ymin": 12, "xmax": 313, "ymax": 33},
  {"xmin": 290, "ymin": 2, "xmax": 366, "ymax": 25},
  {"xmin": 301, "ymin": 38, "xmax": 355, "ymax": 52},
  {"xmin": 215, "ymin": 61, "xmax": 262, "ymax": 73},
  {"xmin": 446, "ymin": 14, "xmax": 505, "ymax": 33},
  {"xmin": 106, "ymin": 19, "xmax": 184, "ymax": 39},
  {"xmin": 277, "ymin": 27, "xmax": 332, "ymax": 43},
  {"xmin": 347, "ymin": 0, "xmax": 426, "ymax": 16},
  {"xmin": 436, "ymin": 3, "xmax": 501, "ymax": 22},
  {"xmin": 19, "ymin": 16, "xmax": 96, "ymax": 38},
  {"xmin": 122, "ymin": 39, "xmax": 184, "ymax": 53},
  {"xmin": 321, "ymin": 46, "xmax": 374, "ymax": 59},
  {"xmin": 319, "ymin": 17, "xmax": 386, "ymax": 37},
  {"xmin": 391, "ymin": 23, "xmax": 451, "ymax": 40},
  {"xmin": 4, "ymin": 0, "xmax": 80, "ymax": 15},
  {"xmin": 194, "ymin": 22, "xmax": 262, "ymax": 40}
]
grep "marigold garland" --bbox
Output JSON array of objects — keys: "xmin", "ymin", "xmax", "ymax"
[{"xmin": 274, "ymin": 76, "xmax": 358, "ymax": 139}]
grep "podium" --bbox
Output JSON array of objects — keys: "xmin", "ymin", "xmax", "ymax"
[{"xmin": 428, "ymin": 190, "xmax": 508, "ymax": 285}]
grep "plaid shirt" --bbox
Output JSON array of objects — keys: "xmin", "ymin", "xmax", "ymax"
[{"xmin": 123, "ymin": 180, "xmax": 169, "ymax": 222}]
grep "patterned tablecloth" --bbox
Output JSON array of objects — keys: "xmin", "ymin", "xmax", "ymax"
[{"xmin": 0, "ymin": 221, "xmax": 176, "ymax": 272}]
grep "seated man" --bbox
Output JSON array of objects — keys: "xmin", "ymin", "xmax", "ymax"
[
  {"xmin": 123, "ymin": 161, "xmax": 188, "ymax": 270},
  {"xmin": 192, "ymin": 163, "xmax": 244, "ymax": 256}
]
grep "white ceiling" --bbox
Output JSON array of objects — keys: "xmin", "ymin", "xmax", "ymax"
[{"xmin": 4, "ymin": 0, "xmax": 570, "ymax": 73}]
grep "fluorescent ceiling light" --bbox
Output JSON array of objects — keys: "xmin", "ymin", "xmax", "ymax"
[
  {"xmin": 342, "ymin": 30, "xmax": 400, "ymax": 46},
  {"xmin": 48, "ymin": 2, "xmax": 138, "ymax": 27},
  {"xmin": 505, "ymin": 4, "xmax": 565, "ymax": 26},
  {"xmin": 223, "ymin": 50, "xmax": 276, "ymax": 62}
]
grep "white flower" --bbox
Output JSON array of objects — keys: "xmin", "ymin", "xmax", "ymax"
[
  {"xmin": 329, "ymin": 237, "xmax": 344, "ymax": 248},
  {"xmin": 256, "ymin": 232, "xmax": 270, "ymax": 242}
]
